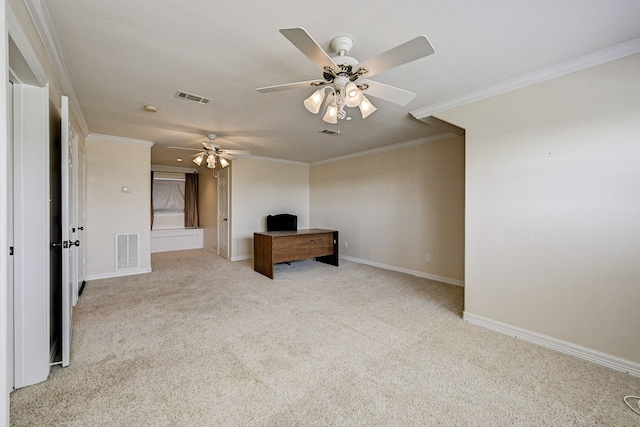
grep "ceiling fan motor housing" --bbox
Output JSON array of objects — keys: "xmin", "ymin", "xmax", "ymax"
[{"xmin": 330, "ymin": 36, "xmax": 353, "ymax": 56}]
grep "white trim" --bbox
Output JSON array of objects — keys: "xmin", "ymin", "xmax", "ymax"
[
  {"xmin": 151, "ymin": 164, "xmax": 197, "ymax": 173},
  {"xmin": 6, "ymin": 4, "xmax": 47, "ymax": 86},
  {"xmin": 311, "ymin": 133, "xmax": 458, "ymax": 166},
  {"xmin": 340, "ymin": 255, "xmax": 464, "ymax": 287},
  {"xmin": 23, "ymin": 0, "xmax": 90, "ymax": 136},
  {"xmin": 84, "ymin": 267, "xmax": 151, "ymax": 282},
  {"xmin": 87, "ymin": 133, "xmax": 155, "ymax": 147},
  {"xmin": 231, "ymin": 255, "xmax": 252, "ymax": 262},
  {"xmin": 151, "ymin": 228, "xmax": 203, "ymax": 253},
  {"xmin": 411, "ymin": 36, "xmax": 640, "ymax": 119},
  {"xmin": 464, "ymin": 312, "xmax": 640, "ymax": 378}
]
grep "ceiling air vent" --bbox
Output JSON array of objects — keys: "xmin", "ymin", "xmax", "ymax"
[{"xmin": 175, "ymin": 90, "xmax": 210, "ymax": 105}]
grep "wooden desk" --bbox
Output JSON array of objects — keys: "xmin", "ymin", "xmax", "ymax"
[{"xmin": 254, "ymin": 229, "xmax": 339, "ymax": 279}]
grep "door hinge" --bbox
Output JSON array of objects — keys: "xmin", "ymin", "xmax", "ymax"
[{"xmin": 9, "ymin": 246, "xmax": 13, "ymax": 256}]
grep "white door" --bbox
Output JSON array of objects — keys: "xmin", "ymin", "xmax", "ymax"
[
  {"xmin": 70, "ymin": 130, "xmax": 79, "ymax": 306},
  {"xmin": 77, "ymin": 144, "xmax": 86, "ymax": 295},
  {"xmin": 60, "ymin": 96, "xmax": 73, "ymax": 367},
  {"xmin": 217, "ymin": 168, "xmax": 229, "ymax": 259},
  {"xmin": 5, "ymin": 80, "xmax": 14, "ymax": 394}
]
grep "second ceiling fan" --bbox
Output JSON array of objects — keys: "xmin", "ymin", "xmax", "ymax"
[
  {"xmin": 169, "ymin": 134, "xmax": 251, "ymax": 173},
  {"xmin": 257, "ymin": 27, "xmax": 435, "ymax": 123}
]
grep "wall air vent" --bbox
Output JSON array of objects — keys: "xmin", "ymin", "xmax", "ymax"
[
  {"xmin": 115, "ymin": 233, "xmax": 139, "ymax": 270},
  {"xmin": 175, "ymin": 90, "xmax": 210, "ymax": 105}
]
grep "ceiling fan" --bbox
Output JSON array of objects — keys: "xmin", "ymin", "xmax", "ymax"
[
  {"xmin": 257, "ymin": 27, "xmax": 435, "ymax": 123},
  {"xmin": 168, "ymin": 134, "xmax": 251, "ymax": 172}
]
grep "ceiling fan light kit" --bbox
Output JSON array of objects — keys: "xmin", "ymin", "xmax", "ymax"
[
  {"xmin": 257, "ymin": 27, "xmax": 435, "ymax": 125},
  {"xmin": 170, "ymin": 133, "xmax": 251, "ymax": 176}
]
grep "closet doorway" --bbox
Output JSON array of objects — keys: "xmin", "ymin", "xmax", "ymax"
[{"xmin": 217, "ymin": 168, "xmax": 229, "ymax": 259}]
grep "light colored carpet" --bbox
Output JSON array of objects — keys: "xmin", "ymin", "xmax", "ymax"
[{"xmin": 10, "ymin": 249, "xmax": 640, "ymax": 426}]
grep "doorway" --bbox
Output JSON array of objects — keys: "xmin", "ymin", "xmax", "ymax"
[{"xmin": 217, "ymin": 168, "xmax": 230, "ymax": 259}]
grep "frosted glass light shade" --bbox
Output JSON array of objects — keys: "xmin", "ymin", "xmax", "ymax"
[
  {"xmin": 206, "ymin": 155, "xmax": 216, "ymax": 169},
  {"xmin": 358, "ymin": 96, "xmax": 377, "ymax": 119},
  {"xmin": 193, "ymin": 154, "xmax": 204, "ymax": 166},
  {"xmin": 344, "ymin": 82, "xmax": 363, "ymax": 108},
  {"xmin": 322, "ymin": 103, "xmax": 338, "ymax": 124},
  {"xmin": 303, "ymin": 89, "xmax": 325, "ymax": 114},
  {"xmin": 220, "ymin": 157, "xmax": 229, "ymax": 168}
]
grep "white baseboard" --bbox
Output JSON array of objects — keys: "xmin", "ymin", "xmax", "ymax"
[
  {"xmin": 231, "ymin": 255, "xmax": 252, "ymax": 262},
  {"xmin": 85, "ymin": 267, "xmax": 152, "ymax": 281},
  {"xmin": 340, "ymin": 255, "xmax": 464, "ymax": 287},
  {"xmin": 464, "ymin": 312, "xmax": 640, "ymax": 378}
]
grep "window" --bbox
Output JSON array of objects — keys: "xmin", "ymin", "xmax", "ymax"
[
  {"xmin": 153, "ymin": 174, "xmax": 185, "ymax": 213},
  {"xmin": 152, "ymin": 172, "xmax": 185, "ymax": 230}
]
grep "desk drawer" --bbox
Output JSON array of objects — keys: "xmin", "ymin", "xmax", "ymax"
[{"xmin": 272, "ymin": 233, "xmax": 333, "ymax": 263}]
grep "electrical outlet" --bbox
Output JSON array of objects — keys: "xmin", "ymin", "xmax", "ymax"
[{"xmin": 425, "ymin": 254, "xmax": 431, "ymax": 263}]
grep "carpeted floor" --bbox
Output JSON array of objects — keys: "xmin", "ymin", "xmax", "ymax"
[{"xmin": 10, "ymin": 249, "xmax": 640, "ymax": 426}]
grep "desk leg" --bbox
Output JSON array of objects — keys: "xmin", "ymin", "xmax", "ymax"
[
  {"xmin": 254, "ymin": 233, "xmax": 274, "ymax": 279},
  {"xmin": 316, "ymin": 231, "xmax": 339, "ymax": 267}
]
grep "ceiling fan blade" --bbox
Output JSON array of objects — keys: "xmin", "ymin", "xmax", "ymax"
[
  {"xmin": 356, "ymin": 36, "xmax": 434, "ymax": 79},
  {"xmin": 167, "ymin": 146, "xmax": 202, "ymax": 151},
  {"xmin": 218, "ymin": 152, "xmax": 237, "ymax": 160},
  {"xmin": 279, "ymin": 27, "xmax": 338, "ymax": 73},
  {"xmin": 257, "ymin": 80, "xmax": 329, "ymax": 93},
  {"xmin": 219, "ymin": 149, "xmax": 251, "ymax": 156},
  {"xmin": 359, "ymin": 80, "xmax": 416, "ymax": 106}
]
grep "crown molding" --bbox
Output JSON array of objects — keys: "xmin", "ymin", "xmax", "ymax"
[
  {"xmin": 310, "ymin": 132, "xmax": 459, "ymax": 166},
  {"xmin": 87, "ymin": 133, "xmax": 155, "ymax": 147},
  {"xmin": 23, "ymin": 0, "xmax": 90, "ymax": 136},
  {"xmin": 411, "ymin": 36, "xmax": 640, "ymax": 119}
]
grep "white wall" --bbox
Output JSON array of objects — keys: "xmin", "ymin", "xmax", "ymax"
[
  {"xmin": 436, "ymin": 53, "xmax": 640, "ymax": 364},
  {"xmin": 310, "ymin": 137, "xmax": 465, "ymax": 284},
  {"xmin": 85, "ymin": 135, "xmax": 153, "ymax": 278},
  {"xmin": 230, "ymin": 158, "xmax": 310, "ymax": 260}
]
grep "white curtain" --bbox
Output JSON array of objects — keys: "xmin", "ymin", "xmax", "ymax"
[{"xmin": 152, "ymin": 179, "xmax": 185, "ymax": 213}]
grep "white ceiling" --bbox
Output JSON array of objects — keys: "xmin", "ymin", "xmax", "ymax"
[{"xmin": 35, "ymin": 0, "xmax": 640, "ymax": 165}]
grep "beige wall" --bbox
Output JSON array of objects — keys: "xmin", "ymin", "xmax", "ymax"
[
  {"xmin": 85, "ymin": 136, "xmax": 152, "ymax": 277},
  {"xmin": 310, "ymin": 137, "xmax": 465, "ymax": 284},
  {"xmin": 437, "ymin": 53, "xmax": 640, "ymax": 363},
  {"xmin": 198, "ymin": 168, "xmax": 218, "ymax": 250},
  {"xmin": 230, "ymin": 158, "xmax": 310, "ymax": 260}
]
